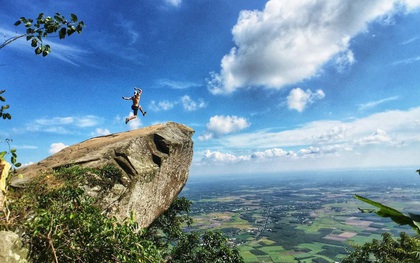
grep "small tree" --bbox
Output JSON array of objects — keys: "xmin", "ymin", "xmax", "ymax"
[
  {"xmin": 342, "ymin": 232, "xmax": 420, "ymax": 263},
  {"xmin": 146, "ymin": 197, "xmax": 244, "ymax": 263}
]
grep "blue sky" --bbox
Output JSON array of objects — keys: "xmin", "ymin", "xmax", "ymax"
[{"xmin": 1, "ymin": 0, "xmax": 420, "ymax": 176}]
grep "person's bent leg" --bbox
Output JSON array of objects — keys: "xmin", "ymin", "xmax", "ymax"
[{"xmin": 139, "ymin": 106, "xmax": 147, "ymax": 116}]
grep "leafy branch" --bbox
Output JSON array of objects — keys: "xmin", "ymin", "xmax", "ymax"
[
  {"xmin": 0, "ymin": 90, "xmax": 11, "ymax": 120},
  {"xmin": 0, "ymin": 12, "xmax": 85, "ymax": 56}
]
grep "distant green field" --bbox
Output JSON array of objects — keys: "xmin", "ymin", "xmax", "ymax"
[{"xmin": 181, "ymin": 172, "xmax": 420, "ymax": 262}]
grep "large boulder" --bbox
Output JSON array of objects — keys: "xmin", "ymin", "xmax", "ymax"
[{"xmin": 13, "ymin": 122, "xmax": 194, "ymax": 228}]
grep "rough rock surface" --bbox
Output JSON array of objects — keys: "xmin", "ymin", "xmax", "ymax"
[
  {"xmin": 0, "ymin": 231, "xmax": 28, "ymax": 263},
  {"xmin": 13, "ymin": 122, "xmax": 194, "ymax": 228}
]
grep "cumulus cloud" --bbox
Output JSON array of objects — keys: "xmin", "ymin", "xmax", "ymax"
[
  {"xmin": 251, "ymin": 148, "xmax": 293, "ymax": 159},
  {"xmin": 199, "ymin": 115, "xmax": 250, "ymax": 140},
  {"xmin": 181, "ymin": 95, "xmax": 206, "ymax": 111},
  {"xmin": 126, "ymin": 112, "xmax": 142, "ymax": 130},
  {"xmin": 356, "ymin": 129, "xmax": 391, "ymax": 145},
  {"xmin": 202, "ymin": 150, "xmax": 250, "ymax": 164},
  {"xmin": 207, "ymin": 0, "xmax": 420, "ymax": 94},
  {"xmin": 49, "ymin": 142, "xmax": 68, "ymax": 154},
  {"xmin": 201, "ymin": 144, "xmax": 351, "ymax": 165},
  {"xmin": 149, "ymin": 100, "xmax": 176, "ymax": 111},
  {"xmin": 287, "ymin": 88, "xmax": 325, "ymax": 112}
]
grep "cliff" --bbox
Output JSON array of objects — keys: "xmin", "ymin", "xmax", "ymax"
[{"xmin": 11, "ymin": 121, "xmax": 194, "ymax": 228}]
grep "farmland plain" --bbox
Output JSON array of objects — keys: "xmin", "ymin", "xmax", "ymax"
[{"xmin": 180, "ymin": 169, "xmax": 420, "ymax": 263}]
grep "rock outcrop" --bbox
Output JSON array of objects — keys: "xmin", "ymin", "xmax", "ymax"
[{"xmin": 13, "ymin": 122, "xmax": 194, "ymax": 228}]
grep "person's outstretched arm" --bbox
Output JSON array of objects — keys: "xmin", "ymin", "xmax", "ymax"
[{"xmin": 122, "ymin": 96, "xmax": 131, "ymax": 100}]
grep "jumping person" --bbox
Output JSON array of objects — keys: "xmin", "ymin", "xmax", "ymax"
[{"xmin": 122, "ymin": 87, "xmax": 146, "ymax": 124}]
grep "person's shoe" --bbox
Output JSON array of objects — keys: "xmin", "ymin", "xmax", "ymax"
[
  {"xmin": 125, "ymin": 118, "xmax": 129, "ymax": 124},
  {"xmin": 143, "ymin": 112, "xmax": 147, "ymax": 116}
]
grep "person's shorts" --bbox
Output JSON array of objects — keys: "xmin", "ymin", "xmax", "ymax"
[{"xmin": 131, "ymin": 105, "xmax": 138, "ymax": 115}]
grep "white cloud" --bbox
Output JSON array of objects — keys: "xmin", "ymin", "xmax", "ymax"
[
  {"xmin": 33, "ymin": 116, "xmax": 100, "ymax": 127},
  {"xmin": 27, "ymin": 115, "xmax": 102, "ymax": 134},
  {"xmin": 164, "ymin": 0, "xmax": 182, "ymax": 7},
  {"xmin": 114, "ymin": 14, "xmax": 139, "ymax": 46},
  {"xmin": 149, "ymin": 100, "xmax": 176, "ymax": 111},
  {"xmin": 199, "ymin": 115, "xmax": 250, "ymax": 140},
  {"xmin": 15, "ymin": 145, "xmax": 38, "ymax": 150},
  {"xmin": 181, "ymin": 95, "xmax": 206, "ymax": 111},
  {"xmin": 156, "ymin": 79, "xmax": 200, "ymax": 89},
  {"xmin": 251, "ymin": 148, "xmax": 293, "ymax": 159},
  {"xmin": 93, "ymin": 128, "xmax": 111, "ymax": 136},
  {"xmin": 49, "ymin": 142, "xmax": 68, "ymax": 154},
  {"xmin": 356, "ymin": 129, "xmax": 391, "ymax": 145},
  {"xmin": 358, "ymin": 96, "xmax": 399, "ymax": 111},
  {"xmin": 149, "ymin": 95, "xmax": 206, "ymax": 112},
  {"xmin": 200, "ymin": 144, "xmax": 352, "ymax": 167},
  {"xmin": 127, "ymin": 112, "xmax": 142, "ymax": 130},
  {"xmin": 287, "ymin": 88, "xmax": 325, "ymax": 112},
  {"xmin": 208, "ymin": 0, "xmax": 420, "ymax": 94},
  {"xmin": 202, "ymin": 150, "xmax": 250, "ymax": 164},
  {"xmin": 218, "ymin": 107, "xmax": 420, "ymax": 150}
]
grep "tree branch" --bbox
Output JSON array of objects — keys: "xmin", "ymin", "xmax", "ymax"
[{"xmin": 0, "ymin": 34, "xmax": 28, "ymax": 50}]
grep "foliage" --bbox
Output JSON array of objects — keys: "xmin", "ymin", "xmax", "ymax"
[
  {"xmin": 0, "ymin": 139, "xmax": 22, "ymax": 170},
  {"xmin": 5, "ymin": 165, "xmax": 244, "ymax": 262},
  {"xmin": 25, "ymin": 185, "xmax": 160, "ymax": 263},
  {"xmin": 12, "ymin": 165, "xmax": 161, "ymax": 263},
  {"xmin": 146, "ymin": 196, "xmax": 244, "ymax": 263},
  {"xmin": 1, "ymin": 13, "xmax": 84, "ymax": 56},
  {"xmin": 1, "ymin": 139, "xmax": 22, "ymax": 230},
  {"xmin": 170, "ymin": 230, "xmax": 244, "ymax": 263},
  {"xmin": 0, "ymin": 90, "xmax": 11, "ymax": 120},
  {"xmin": 342, "ymin": 232, "xmax": 420, "ymax": 263},
  {"xmin": 146, "ymin": 196, "xmax": 193, "ymax": 250}
]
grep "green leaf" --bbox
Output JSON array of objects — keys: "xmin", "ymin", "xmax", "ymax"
[
  {"xmin": 67, "ymin": 26, "xmax": 76, "ymax": 36},
  {"xmin": 59, "ymin": 27, "xmax": 66, "ymax": 39},
  {"xmin": 355, "ymin": 194, "xmax": 420, "ymax": 234},
  {"xmin": 35, "ymin": 47, "xmax": 42, "ymax": 55},
  {"xmin": 71, "ymin": 14, "xmax": 78, "ymax": 23},
  {"xmin": 14, "ymin": 20, "xmax": 22, "ymax": 26},
  {"xmin": 358, "ymin": 208, "xmax": 375, "ymax": 213},
  {"xmin": 0, "ymin": 97, "xmax": 5, "ymax": 102},
  {"xmin": 31, "ymin": 38, "xmax": 38, "ymax": 47}
]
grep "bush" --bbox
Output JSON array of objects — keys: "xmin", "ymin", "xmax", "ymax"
[{"xmin": 342, "ymin": 232, "xmax": 420, "ymax": 263}]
